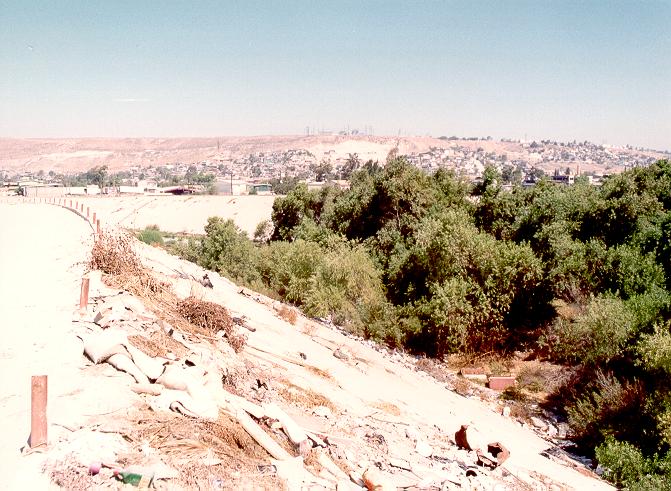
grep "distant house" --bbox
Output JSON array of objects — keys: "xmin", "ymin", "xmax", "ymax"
[
  {"xmin": 551, "ymin": 174, "xmax": 575, "ymax": 185},
  {"xmin": 118, "ymin": 185, "xmax": 143, "ymax": 195},
  {"xmin": 248, "ymin": 183, "xmax": 272, "ymax": 195},
  {"xmin": 216, "ymin": 178, "xmax": 254, "ymax": 195}
]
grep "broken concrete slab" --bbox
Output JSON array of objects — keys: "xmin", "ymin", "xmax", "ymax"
[
  {"xmin": 460, "ymin": 367, "xmax": 488, "ymax": 385},
  {"xmin": 415, "ymin": 440, "xmax": 433, "ymax": 458}
]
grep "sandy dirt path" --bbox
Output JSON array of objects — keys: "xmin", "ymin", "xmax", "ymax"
[{"xmin": 0, "ymin": 203, "xmax": 134, "ymax": 490}]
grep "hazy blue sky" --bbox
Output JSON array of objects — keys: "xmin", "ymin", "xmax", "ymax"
[{"xmin": 1, "ymin": 1, "xmax": 669, "ymax": 149}]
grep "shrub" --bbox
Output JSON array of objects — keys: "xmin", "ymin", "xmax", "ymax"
[
  {"xmin": 200, "ymin": 217, "xmax": 260, "ymax": 284},
  {"xmin": 256, "ymin": 240, "xmax": 323, "ymax": 302},
  {"xmin": 595, "ymin": 436, "xmax": 649, "ymax": 487},
  {"xmin": 637, "ymin": 324, "xmax": 671, "ymax": 374},
  {"xmin": 137, "ymin": 225, "xmax": 164, "ymax": 245},
  {"xmin": 600, "ymin": 244, "xmax": 666, "ymax": 299},
  {"xmin": 277, "ymin": 305, "xmax": 298, "ymax": 325},
  {"xmin": 566, "ymin": 371, "xmax": 646, "ymax": 450},
  {"xmin": 253, "ymin": 220, "xmax": 273, "ymax": 244},
  {"xmin": 167, "ymin": 236, "xmax": 203, "ymax": 264},
  {"xmin": 176, "ymin": 296, "xmax": 245, "ymax": 352},
  {"xmin": 626, "ymin": 287, "xmax": 671, "ymax": 336},
  {"xmin": 412, "ymin": 278, "xmax": 476, "ymax": 355},
  {"xmin": 395, "ymin": 209, "xmax": 546, "ymax": 355},
  {"xmin": 595, "ymin": 436, "xmax": 671, "ymax": 489},
  {"xmin": 547, "ymin": 295, "xmax": 634, "ymax": 365}
]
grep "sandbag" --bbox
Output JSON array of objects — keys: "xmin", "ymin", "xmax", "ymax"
[
  {"xmin": 107, "ymin": 353, "xmax": 149, "ymax": 384},
  {"xmin": 126, "ymin": 344, "xmax": 167, "ymax": 381},
  {"xmin": 82, "ymin": 329, "xmax": 128, "ymax": 364}
]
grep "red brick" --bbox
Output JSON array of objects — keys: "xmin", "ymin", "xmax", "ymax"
[{"xmin": 488, "ymin": 376, "xmax": 515, "ymax": 391}]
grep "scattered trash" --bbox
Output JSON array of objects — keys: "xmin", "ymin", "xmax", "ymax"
[
  {"xmin": 199, "ymin": 273, "xmax": 213, "ymax": 289},
  {"xmin": 312, "ymin": 405, "xmax": 333, "ymax": 419},
  {"xmin": 477, "ymin": 442, "xmax": 510, "ymax": 468},
  {"xmin": 113, "ymin": 467, "xmax": 155, "ymax": 487},
  {"xmin": 333, "ymin": 347, "xmax": 351, "ymax": 361}
]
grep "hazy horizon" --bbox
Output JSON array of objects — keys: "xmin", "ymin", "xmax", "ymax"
[{"xmin": 1, "ymin": 1, "xmax": 669, "ymax": 150}]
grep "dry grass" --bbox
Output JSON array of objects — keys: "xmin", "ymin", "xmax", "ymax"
[
  {"xmin": 149, "ymin": 328, "xmax": 190, "ymax": 358},
  {"xmin": 175, "ymin": 296, "xmax": 245, "ymax": 352},
  {"xmin": 176, "ymin": 296, "xmax": 232, "ymax": 333},
  {"xmin": 370, "ymin": 401, "xmax": 401, "ymax": 416},
  {"xmin": 43, "ymin": 455, "xmax": 103, "ymax": 490},
  {"xmin": 277, "ymin": 305, "xmax": 297, "ymax": 325},
  {"xmin": 90, "ymin": 230, "xmax": 245, "ymax": 352},
  {"xmin": 305, "ymin": 365, "xmax": 334, "ymax": 381},
  {"xmin": 276, "ymin": 381, "xmax": 336, "ymax": 413},
  {"xmin": 452, "ymin": 377, "xmax": 475, "ymax": 396},
  {"xmin": 128, "ymin": 333, "xmax": 167, "ymax": 358},
  {"xmin": 303, "ymin": 448, "xmax": 324, "ymax": 475},
  {"xmin": 330, "ymin": 453, "xmax": 352, "ymax": 475},
  {"xmin": 515, "ymin": 361, "xmax": 570, "ymax": 395},
  {"xmin": 300, "ymin": 322, "xmax": 318, "ymax": 337},
  {"xmin": 129, "ymin": 408, "xmax": 268, "ymax": 466}
]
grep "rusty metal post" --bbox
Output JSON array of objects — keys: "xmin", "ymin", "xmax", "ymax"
[
  {"xmin": 92, "ymin": 211, "xmax": 96, "ymax": 224},
  {"xmin": 96, "ymin": 219, "xmax": 100, "ymax": 234},
  {"xmin": 69, "ymin": 199, "xmax": 72, "ymax": 208},
  {"xmin": 30, "ymin": 375, "xmax": 48, "ymax": 448},
  {"xmin": 79, "ymin": 277, "xmax": 90, "ymax": 310}
]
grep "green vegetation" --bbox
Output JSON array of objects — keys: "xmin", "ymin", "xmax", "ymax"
[
  {"xmin": 137, "ymin": 225, "xmax": 164, "ymax": 245},
  {"xmin": 170, "ymin": 156, "xmax": 671, "ymax": 486}
]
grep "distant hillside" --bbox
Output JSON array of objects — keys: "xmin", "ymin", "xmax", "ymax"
[{"xmin": 0, "ymin": 135, "xmax": 667, "ymax": 174}]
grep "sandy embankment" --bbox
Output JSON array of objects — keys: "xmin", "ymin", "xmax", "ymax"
[
  {"xmin": 0, "ymin": 202, "xmax": 137, "ymax": 490},
  {"xmin": 74, "ymin": 195, "xmax": 277, "ymax": 237}
]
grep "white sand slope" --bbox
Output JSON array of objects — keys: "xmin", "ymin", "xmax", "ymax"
[
  {"xmin": 75, "ymin": 195, "xmax": 276, "ymax": 237},
  {"xmin": 138, "ymin": 236, "xmax": 614, "ymax": 491}
]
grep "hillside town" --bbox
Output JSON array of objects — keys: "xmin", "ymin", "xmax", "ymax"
[{"xmin": 1, "ymin": 138, "xmax": 668, "ymax": 197}]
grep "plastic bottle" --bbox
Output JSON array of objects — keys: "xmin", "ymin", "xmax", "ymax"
[{"xmin": 113, "ymin": 468, "xmax": 155, "ymax": 487}]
